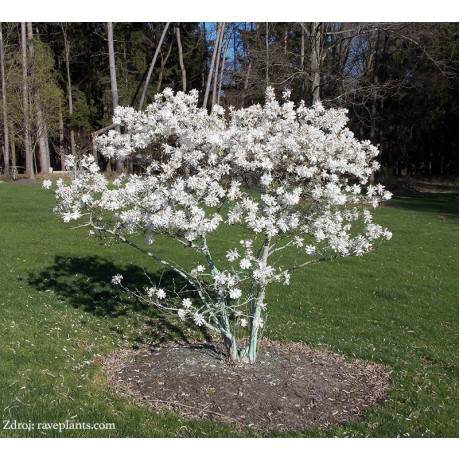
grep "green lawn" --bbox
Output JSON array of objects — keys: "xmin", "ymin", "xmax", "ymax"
[{"xmin": 0, "ymin": 182, "xmax": 458, "ymax": 437}]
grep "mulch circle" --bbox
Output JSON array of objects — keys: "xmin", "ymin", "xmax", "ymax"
[{"xmin": 101, "ymin": 340, "xmax": 390, "ymax": 433}]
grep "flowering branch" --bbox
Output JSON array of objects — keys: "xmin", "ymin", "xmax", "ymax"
[{"xmin": 46, "ymin": 87, "xmax": 392, "ymax": 364}]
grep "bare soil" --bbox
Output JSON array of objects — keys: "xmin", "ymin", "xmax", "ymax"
[{"xmin": 102, "ymin": 340, "xmax": 390, "ymax": 433}]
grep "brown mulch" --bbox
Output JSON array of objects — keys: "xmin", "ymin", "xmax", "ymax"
[{"xmin": 101, "ymin": 340, "xmax": 391, "ymax": 433}]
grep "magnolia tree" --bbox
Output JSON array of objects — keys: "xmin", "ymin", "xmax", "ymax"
[{"xmin": 45, "ymin": 87, "xmax": 392, "ymax": 363}]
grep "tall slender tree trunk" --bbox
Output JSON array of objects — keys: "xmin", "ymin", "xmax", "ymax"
[
  {"xmin": 9, "ymin": 120, "xmax": 16, "ymax": 171},
  {"xmin": 175, "ymin": 24, "xmax": 186, "ymax": 92},
  {"xmin": 284, "ymin": 28, "xmax": 288, "ymax": 54},
  {"xmin": 300, "ymin": 24, "xmax": 305, "ymax": 101},
  {"xmin": 244, "ymin": 23, "xmax": 256, "ymax": 92},
  {"xmin": 27, "ymin": 23, "xmax": 50, "ymax": 174},
  {"xmin": 369, "ymin": 28, "xmax": 382, "ymax": 184},
  {"xmin": 0, "ymin": 23, "xmax": 9, "ymax": 175},
  {"xmin": 107, "ymin": 22, "xmax": 123, "ymax": 173},
  {"xmin": 311, "ymin": 22, "xmax": 322, "ymax": 104},
  {"xmin": 58, "ymin": 107, "xmax": 65, "ymax": 170},
  {"xmin": 138, "ymin": 22, "xmax": 170, "ymax": 111},
  {"xmin": 212, "ymin": 22, "xmax": 225, "ymax": 107},
  {"xmin": 265, "ymin": 22, "xmax": 269, "ymax": 86},
  {"xmin": 202, "ymin": 22, "xmax": 222, "ymax": 110},
  {"xmin": 217, "ymin": 24, "xmax": 231, "ymax": 106},
  {"xmin": 21, "ymin": 23, "xmax": 33, "ymax": 178},
  {"xmin": 61, "ymin": 23, "xmax": 76, "ymax": 159},
  {"xmin": 156, "ymin": 41, "xmax": 173, "ymax": 92},
  {"xmin": 201, "ymin": 23, "xmax": 206, "ymax": 89}
]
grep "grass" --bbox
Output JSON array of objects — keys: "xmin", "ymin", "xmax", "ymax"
[{"xmin": 0, "ymin": 182, "xmax": 458, "ymax": 438}]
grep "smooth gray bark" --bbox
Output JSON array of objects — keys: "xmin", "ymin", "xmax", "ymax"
[
  {"xmin": 21, "ymin": 23, "xmax": 33, "ymax": 178},
  {"xmin": 265, "ymin": 22, "xmax": 269, "ymax": 86},
  {"xmin": 175, "ymin": 24, "xmax": 186, "ymax": 92},
  {"xmin": 217, "ymin": 24, "xmax": 231, "ymax": 106},
  {"xmin": 202, "ymin": 22, "xmax": 222, "ymax": 110},
  {"xmin": 27, "ymin": 23, "xmax": 50, "ymax": 174},
  {"xmin": 211, "ymin": 22, "xmax": 225, "ymax": 107},
  {"xmin": 59, "ymin": 107, "xmax": 65, "ymax": 169},
  {"xmin": 156, "ymin": 40, "xmax": 173, "ymax": 92},
  {"xmin": 0, "ymin": 23, "xmax": 9, "ymax": 175},
  {"xmin": 300, "ymin": 23, "xmax": 305, "ymax": 101},
  {"xmin": 107, "ymin": 22, "xmax": 123, "ymax": 173},
  {"xmin": 311, "ymin": 22, "xmax": 322, "ymax": 104},
  {"xmin": 61, "ymin": 23, "xmax": 76, "ymax": 158},
  {"xmin": 138, "ymin": 22, "xmax": 170, "ymax": 111}
]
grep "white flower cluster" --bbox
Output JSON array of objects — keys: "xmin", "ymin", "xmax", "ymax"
[{"xmin": 53, "ymin": 87, "xmax": 392, "ymax": 353}]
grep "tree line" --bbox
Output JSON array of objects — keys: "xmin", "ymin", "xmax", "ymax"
[{"xmin": 0, "ymin": 22, "xmax": 458, "ymax": 178}]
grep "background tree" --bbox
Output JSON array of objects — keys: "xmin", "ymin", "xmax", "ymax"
[
  {"xmin": 0, "ymin": 22, "xmax": 457, "ymax": 179},
  {"xmin": 107, "ymin": 22, "xmax": 123, "ymax": 173},
  {"xmin": 0, "ymin": 23, "xmax": 9, "ymax": 175}
]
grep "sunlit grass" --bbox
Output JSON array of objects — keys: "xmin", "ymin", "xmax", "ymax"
[{"xmin": 0, "ymin": 183, "xmax": 457, "ymax": 437}]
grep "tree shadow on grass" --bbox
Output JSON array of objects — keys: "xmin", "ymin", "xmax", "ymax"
[
  {"xmin": 389, "ymin": 193, "xmax": 459, "ymax": 217},
  {"xmin": 28, "ymin": 255, "xmax": 212, "ymax": 344}
]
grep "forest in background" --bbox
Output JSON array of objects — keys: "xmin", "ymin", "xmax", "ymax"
[{"xmin": 0, "ymin": 22, "xmax": 458, "ymax": 179}]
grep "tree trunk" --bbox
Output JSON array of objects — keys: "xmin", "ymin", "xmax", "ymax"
[
  {"xmin": 369, "ymin": 28, "xmax": 382, "ymax": 184},
  {"xmin": 0, "ymin": 23, "xmax": 9, "ymax": 175},
  {"xmin": 10, "ymin": 121, "xmax": 16, "ymax": 170},
  {"xmin": 59, "ymin": 107, "xmax": 65, "ymax": 170},
  {"xmin": 21, "ymin": 23, "xmax": 33, "ymax": 178},
  {"xmin": 202, "ymin": 22, "xmax": 222, "ymax": 110},
  {"xmin": 212, "ymin": 22, "xmax": 225, "ymax": 107},
  {"xmin": 265, "ymin": 22, "xmax": 269, "ymax": 87},
  {"xmin": 156, "ymin": 40, "xmax": 173, "ymax": 92},
  {"xmin": 217, "ymin": 24, "xmax": 231, "ymax": 106},
  {"xmin": 300, "ymin": 23, "xmax": 305, "ymax": 101},
  {"xmin": 241, "ymin": 236, "xmax": 271, "ymax": 363},
  {"xmin": 138, "ymin": 22, "xmax": 170, "ymax": 111},
  {"xmin": 27, "ymin": 23, "xmax": 50, "ymax": 174},
  {"xmin": 61, "ymin": 23, "xmax": 76, "ymax": 158},
  {"xmin": 107, "ymin": 22, "xmax": 123, "ymax": 173},
  {"xmin": 311, "ymin": 22, "xmax": 322, "ymax": 104},
  {"xmin": 175, "ymin": 24, "xmax": 186, "ymax": 92},
  {"xmin": 243, "ymin": 23, "xmax": 256, "ymax": 92}
]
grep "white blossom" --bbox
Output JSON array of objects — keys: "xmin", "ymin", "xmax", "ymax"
[
  {"xmin": 226, "ymin": 249, "xmax": 240, "ymax": 262},
  {"xmin": 53, "ymin": 87, "xmax": 392, "ymax": 363},
  {"xmin": 193, "ymin": 312, "xmax": 205, "ymax": 326},
  {"xmin": 111, "ymin": 274, "xmax": 123, "ymax": 285},
  {"xmin": 156, "ymin": 289, "xmax": 166, "ymax": 299},
  {"xmin": 305, "ymin": 245, "xmax": 316, "ymax": 256},
  {"xmin": 182, "ymin": 298, "xmax": 193, "ymax": 309},
  {"xmin": 253, "ymin": 317, "xmax": 264, "ymax": 328},
  {"xmin": 229, "ymin": 288, "xmax": 242, "ymax": 299}
]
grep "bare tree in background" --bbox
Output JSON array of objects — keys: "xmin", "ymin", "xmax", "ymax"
[
  {"xmin": 60, "ymin": 23, "xmax": 76, "ymax": 159},
  {"xmin": 138, "ymin": 22, "xmax": 170, "ymax": 111},
  {"xmin": 211, "ymin": 22, "xmax": 226, "ymax": 107},
  {"xmin": 0, "ymin": 23, "xmax": 9, "ymax": 175},
  {"xmin": 203, "ymin": 22, "xmax": 223, "ymax": 110},
  {"xmin": 175, "ymin": 24, "xmax": 187, "ymax": 92},
  {"xmin": 27, "ymin": 23, "xmax": 51, "ymax": 174},
  {"xmin": 217, "ymin": 24, "xmax": 231, "ymax": 106},
  {"xmin": 107, "ymin": 22, "xmax": 123, "ymax": 173},
  {"xmin": 310, "ymin": 22, "xmax": 323, "ymax": 104},
  {"xmin": 21, "ymin": 23, "xmax": 33, "ymax": 178}
]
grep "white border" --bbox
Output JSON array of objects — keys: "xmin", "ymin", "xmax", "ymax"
[{"xmin": 2, "ymin": 1, "xmax": 460, "ymax": 21}]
